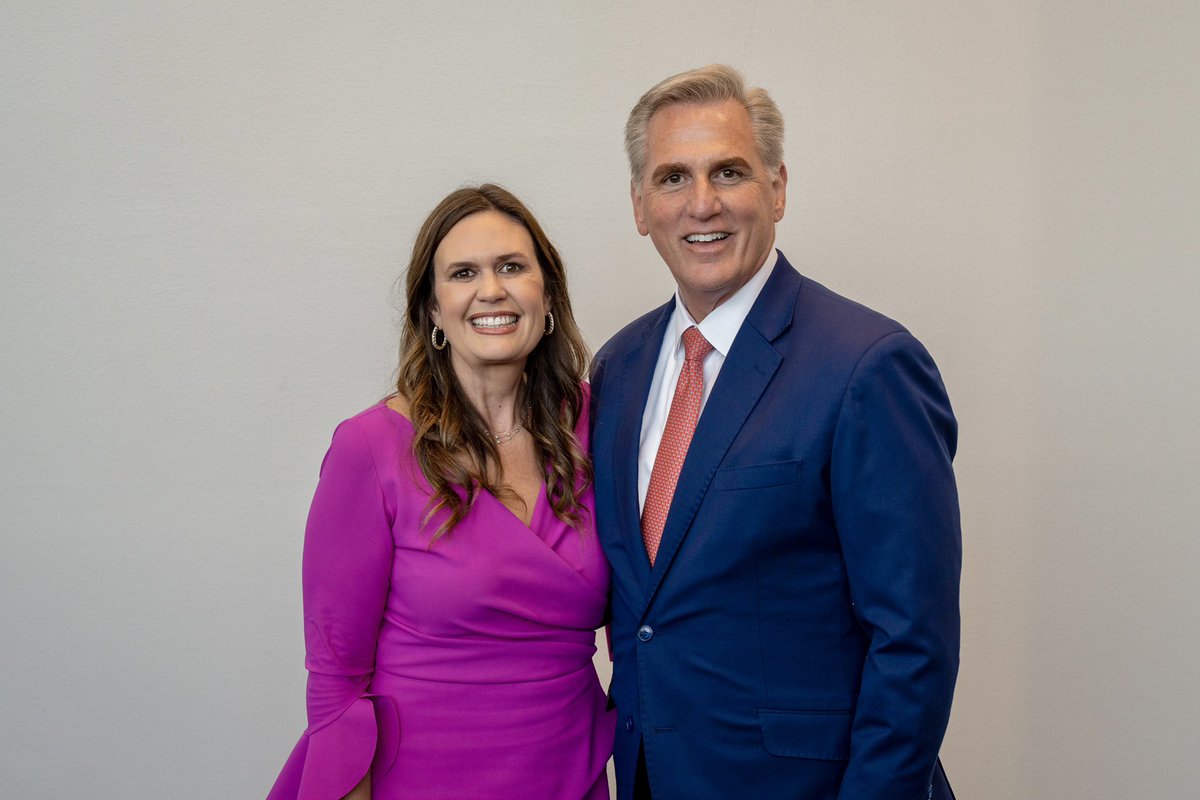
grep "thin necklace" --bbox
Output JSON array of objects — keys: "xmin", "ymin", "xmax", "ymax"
[{"xmin": 488, "ymin": 407, "xmax": 528, "ymax": 445}]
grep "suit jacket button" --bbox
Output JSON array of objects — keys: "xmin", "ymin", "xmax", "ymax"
[
  {"xmin": 637, "ymin": 624, "xmax": 654, "ymax": 642},
  {"xmin": 625, "ymin": 716, "xmax": 635, "ymax": 732}
]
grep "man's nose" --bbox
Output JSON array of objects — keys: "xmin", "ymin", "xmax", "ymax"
[{"xmin": 687, "ymin": 178, "xmax": 721, "ymax": 218}]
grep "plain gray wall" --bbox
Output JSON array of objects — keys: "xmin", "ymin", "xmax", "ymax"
[{"xmin": 2, "ymin": 2, "xmax": 1197, "ymax": 798}]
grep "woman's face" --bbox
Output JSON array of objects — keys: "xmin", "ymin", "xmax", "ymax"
[{"xmin": 429, "ymin": 210, "xmax": 548, "ymax": 377}]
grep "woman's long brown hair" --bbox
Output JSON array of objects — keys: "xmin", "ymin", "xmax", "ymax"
[{"xmin": 396, "ymin": 184, "xmax": 592, "ymax": 540}]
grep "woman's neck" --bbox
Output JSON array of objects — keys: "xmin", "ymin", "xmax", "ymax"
[{"xmin": 452, "ymin": 360, "xmax": 526, "ymax": 434}]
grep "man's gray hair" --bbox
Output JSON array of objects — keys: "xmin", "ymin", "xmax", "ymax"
[{"xmin": 624, "ymin": 64, "xmax": 785, "ymax": 184}]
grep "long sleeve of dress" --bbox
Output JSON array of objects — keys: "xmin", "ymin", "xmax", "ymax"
[{"xmin": 267, "ymin": 419, "xmax": 398, "ymax": 800}]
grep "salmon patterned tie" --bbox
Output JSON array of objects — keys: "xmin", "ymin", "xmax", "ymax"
[{"xmin": 642, "ymin": 326, "xmax": 713, "ymax": 565}]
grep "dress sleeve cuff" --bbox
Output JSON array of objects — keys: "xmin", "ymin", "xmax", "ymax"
[{"xmin": 267, "ymin": 694, "xmax": 399, "ymax": 800}]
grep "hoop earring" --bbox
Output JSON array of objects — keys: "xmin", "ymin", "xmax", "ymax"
[
  {"xmin": 431, "ymin": 326, "xmax": 448, "ymax": 351},
  {"xmin": 543, "ymin": 311, "xmax": 555, "ymax": 336}
]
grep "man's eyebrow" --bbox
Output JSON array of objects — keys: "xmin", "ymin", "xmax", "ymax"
[
  {"xmin": 713, "ymin": 157, "xmax": 753, "ymax": 172},
  {"xmin": 649, "ymin": 163, "xmax": 689, "ymax": 183}
]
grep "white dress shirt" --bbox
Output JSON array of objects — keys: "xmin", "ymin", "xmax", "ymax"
[{"xmin": 637, "ymin": 249, "xmax": 779, "ymax": 512}]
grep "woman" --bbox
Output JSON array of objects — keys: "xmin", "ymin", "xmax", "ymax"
[{"xmin": 267, "ymin": 185, "xmax": 614, "ymax": 799}]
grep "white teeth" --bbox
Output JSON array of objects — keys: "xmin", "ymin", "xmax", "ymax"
[
  {"xmin": 471, "ymin": 315, "xmax": 518, "ymax": 329},
  {"xmin": 686, "ymin": 232, "xmax": 729, "ymax": 243}
]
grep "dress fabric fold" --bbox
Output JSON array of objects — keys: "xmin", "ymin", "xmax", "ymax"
[{"xmin": 267, "ymin": 394, "xmax": 614, "ymax": 799}]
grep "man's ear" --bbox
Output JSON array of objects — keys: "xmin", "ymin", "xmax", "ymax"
[
  {"xmin": 772, "ymin": 163, "xmax": 788, "ymax": 223},
  {"xmin": 631, "ymin": 180, "xmax": 649, "ymax": 237}
]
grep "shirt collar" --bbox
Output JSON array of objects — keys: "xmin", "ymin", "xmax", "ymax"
[{"xmin": 667, "ymin": 248, "xmax": 779, "ymax": 358}]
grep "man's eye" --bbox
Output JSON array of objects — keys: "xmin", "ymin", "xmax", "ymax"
[
  {"xmin": 664, "ymin": 173, "xmax": 683, "ymax": 185},
  {"xmin": 718, "ymin": 168, "xmax": 741, "ymax": 180}
]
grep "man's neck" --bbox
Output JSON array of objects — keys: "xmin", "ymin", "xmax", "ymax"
[{"xmin": 675, "ymin": 248, "xmax": 779, "ymax": 325}]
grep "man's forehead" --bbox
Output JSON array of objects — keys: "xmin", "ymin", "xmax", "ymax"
[
  {"xmin": 648, "ymin": 98, "xmax": 748, "ymax": 130},
  {"xmin": 646, "ymin": 102, "xmax": 755, "ymax": 162}
]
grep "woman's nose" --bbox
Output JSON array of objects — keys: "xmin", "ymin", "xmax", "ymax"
[{"xmin": 476, "ymin": 270, "xmax": 506, "ymax": 300}]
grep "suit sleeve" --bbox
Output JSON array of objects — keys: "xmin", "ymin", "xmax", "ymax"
[
  {"xmin": 267, "ymin": 419, "xmax": 396, "ymax": 800},
  {"xmin": 830, "ymin": 331, "xmax": 961, "ymax": 799}
]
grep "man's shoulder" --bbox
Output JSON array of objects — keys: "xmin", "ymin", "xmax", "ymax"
[
  {"xmin": 769, "ymin": 258, "xmax": 912, "ymax": 358},
  {"xmin": 739, "ymin": 253, "xmax": 907, "ymax": 362},
  {"xmin": 797, "ymin": 276, "xmax": 908, "ymax": 336},
  {"xmin": 594, "ymin": 299, "xmax": 672, "ymax": 365}
]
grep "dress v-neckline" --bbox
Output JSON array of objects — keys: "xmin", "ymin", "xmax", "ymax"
[{"xmin": 483, "ymin": 482, "xmax": 545, "ymax": 532}]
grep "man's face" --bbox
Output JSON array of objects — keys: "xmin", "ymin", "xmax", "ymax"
[{"xmin": 631, "ymin": 99, "xmax": 787, "ymax": 321}]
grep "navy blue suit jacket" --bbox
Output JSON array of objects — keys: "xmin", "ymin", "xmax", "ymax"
[{"xmin": 590, "ymin": 253, "xmax": 960, "ymax": 799}]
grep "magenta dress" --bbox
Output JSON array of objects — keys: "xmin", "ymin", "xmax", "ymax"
[{"xmin": 267, "ymin": 398, "xmax": 614, "ymax": 800}]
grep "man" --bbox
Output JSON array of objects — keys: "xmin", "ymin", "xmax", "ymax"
[{"xmin": 590, "ymin": 64, "xmax": 961, "ymax": 799}]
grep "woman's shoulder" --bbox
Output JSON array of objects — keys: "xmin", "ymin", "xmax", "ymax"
[
  {"xmin": 325, "ymin": 399, "xmax": 414, "ymax": 462},
  {"xmin": 338, "ymin": 398, "xmax": 410, "ymax": 431},
  {"xmin": 382, "ymin": 393, "xmax": 411, "ymax": 419},
  {"xmin": 312, "ymin": 401, "xmax": 416, "ymax": 491}
]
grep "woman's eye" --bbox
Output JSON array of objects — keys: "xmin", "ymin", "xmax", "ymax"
[
  {"xmin": 450, "ymin": 268, "xmax": 474, "ymax": 280},
  {"xmin": 499, "ymin": 261, "xmax": 524, "ymax": 274}
]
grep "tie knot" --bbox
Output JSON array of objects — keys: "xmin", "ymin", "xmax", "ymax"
[{"xmin": 681, "ymin": 326, "xmax": 713, "ymax": 364}]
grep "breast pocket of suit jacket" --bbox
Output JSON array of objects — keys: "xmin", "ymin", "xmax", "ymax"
[
  {"xmin": 708, "ymin": 459, "xmax": 809, "ymax": 538},
  {"xmin": 711, "ymin": 459, "xmax": 803, "ymax": 492}
]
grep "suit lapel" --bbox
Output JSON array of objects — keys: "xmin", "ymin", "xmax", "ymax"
[
  {"xmin": 639, "ymin": 255, "xmax": 801, "ymax": 616},
  {"xmin": 611, "ymin": 303, "xmax": 674, "ymax": 598}
]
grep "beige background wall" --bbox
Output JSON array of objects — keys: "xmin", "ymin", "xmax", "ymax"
[{"xmin": 2, "ymin": 2, "xmax": 1196, "ymax": 797}]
